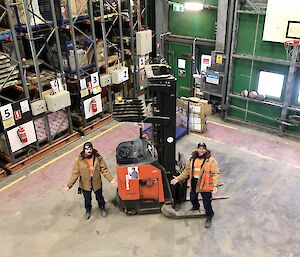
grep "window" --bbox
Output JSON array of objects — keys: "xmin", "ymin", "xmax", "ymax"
[{"xmin": 257, "ymin": 71, "xmax": 284, "ymax": 98}]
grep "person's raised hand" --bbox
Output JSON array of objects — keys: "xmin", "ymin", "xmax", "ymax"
[
  {"xmin": 212, "ymin": 187, "xmax": 218, "ymax": 194},
  {"xmin": 63, "ymin": 185, "xmax": 69, "ymax": 193},
  {"xmin": 170, "ymin": 176, "xmax": 179, "ymax": 185},
  {"xmin": 111, "ymin": 178, "xmax": 118, "ymax": 187}
]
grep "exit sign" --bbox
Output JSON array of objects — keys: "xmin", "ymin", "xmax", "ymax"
[{"xmin": 173, "ymin": 3, "xmax": 184, "ymax": 12}]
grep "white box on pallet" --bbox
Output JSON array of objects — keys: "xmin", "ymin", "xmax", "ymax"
[
  {"xmin": 31, "ymin": 100, "xmax": 47, "ymax": 116},
  {"xmin": 45, "ymin": 90, "xmax": 71, "ymax": 112},
  {"xmin": 111, "ymin": 66, "xmax": 129, "ymax": 84},
  {"xmin": 136, "ymin": 30, "xmax": 152, "ymax": 55},
  {"xmin": 100, "ymin": 74, "xmax": 112, "ymax": 87}
]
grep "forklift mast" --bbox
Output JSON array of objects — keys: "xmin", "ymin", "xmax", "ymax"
[{"xmin": 145, "ymin": 75, "xmax": 178, "ymax": 199}]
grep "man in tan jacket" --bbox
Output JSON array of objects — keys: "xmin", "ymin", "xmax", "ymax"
[
  {"xmin": 171, "ymin": 142, "xmax": 220, "ymax": 228},
  {"xmin": 64, "ymin": 142, "xmax": 117, "ymax": 220}
]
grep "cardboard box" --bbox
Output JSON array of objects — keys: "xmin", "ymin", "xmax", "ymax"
[
  {"xmin": 180, "ymin": 97, "xmax": 212, "ymax": 116},
  {"xmin": 60, "ymin": 0, "xmax": 88, "ymax": 18}
]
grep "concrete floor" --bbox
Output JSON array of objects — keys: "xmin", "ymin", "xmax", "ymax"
[{"xmin": 0, "ymin": 118, "xmax": 300, "ymax": 257}]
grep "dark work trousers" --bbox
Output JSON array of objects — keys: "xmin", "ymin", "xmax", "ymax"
[
  {"xmin": 200, "ymin": 192, "xmax": 214, "ymax": 217},
  {"xmin": 190, "ymin": 178, "xmax": 200, "ymax": 210},
  {"xmin": 82, "ymin": 179, "xmax": 105, "ymax": 212}
]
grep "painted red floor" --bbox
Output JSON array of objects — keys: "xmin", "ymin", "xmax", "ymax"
[
  {"xmin": 0, "ymin": 123, "xmax": 140, "ymax": 210},
  {"xmin": 205, "ymin": 122, "xmax": 300, "ymax": 166},
  {"xmin": 1, "ymin": 120, "xmax": 299, "ymax": 211}
]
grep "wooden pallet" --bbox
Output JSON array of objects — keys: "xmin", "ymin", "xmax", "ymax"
[
  {"xmin": 72, "ymin": 113, "xmax": 112, "ymax": 132},
  {"xmin": 80, "ymin": 114, "xmax": 112, "ymax": 135},
  {"xmin": 27, "ymin": 70, "xmax": 56, "ymax": 86},
  {"xmin": 98, "ymin": 55, "xmax": 119, "ymax": 69},
  {"xmin": 0, "ymin": 169, "xmax": 7, "ymax": 181}
]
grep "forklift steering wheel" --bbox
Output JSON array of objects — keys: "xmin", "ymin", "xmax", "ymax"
[{"xmin": 117, "ymin": 146, "xmax": 132, "ymax": 159}]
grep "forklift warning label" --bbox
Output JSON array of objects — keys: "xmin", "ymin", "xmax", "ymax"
[
  {"xmin": 128, "ymin": 167, "xmax": 139, "ymax": 179},
  {"xmin": 126, "ymin": 175, "xmax": 130, "ymax": 191}
]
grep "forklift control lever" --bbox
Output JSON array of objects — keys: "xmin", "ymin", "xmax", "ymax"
[{"xmin": 139, "ymin": 177, "xmax": 158, "ymax": 187}]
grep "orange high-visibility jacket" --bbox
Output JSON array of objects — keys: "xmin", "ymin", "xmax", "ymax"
[
  {"xmin": 177, "ymin": 151, "xmax": 220, "ymax": 192},
  {"xmin": 196, "ymin": 156, "xmax": 219, "ymax": 192}
]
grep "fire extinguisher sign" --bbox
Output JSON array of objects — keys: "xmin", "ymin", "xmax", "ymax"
[
  {"xmin": 14, "ymin": 110, "xmax": 22, "ymax": 120},
  {"xmin": 6, "ymin": 120, "xmax": 37, "ymax": 153}
]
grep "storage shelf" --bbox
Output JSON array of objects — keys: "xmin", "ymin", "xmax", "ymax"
[{"xmin": 229, "ymin": 93, "xmax": 283, "ymax": 108}]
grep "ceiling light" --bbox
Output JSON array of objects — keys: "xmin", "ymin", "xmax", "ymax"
[{"xmin": 184, "ymin": 2, "xmax": 204, "ymax": 11}]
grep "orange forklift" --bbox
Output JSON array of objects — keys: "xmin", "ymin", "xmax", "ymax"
[{"xmin": 112, "ymin": 64, "xmax": 210, "ymax": 218}]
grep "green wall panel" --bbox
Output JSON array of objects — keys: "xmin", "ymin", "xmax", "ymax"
[
  {"xmin": 165, "ymin": 1, "xmax": 300, "ymax": 134},
  {"xmin": 286, "ymin": 124, "xmax": 300, "ymax": 134},
  {"xmin": 228, "ymin": 98, "xmax": 247, "ymax": 120},
  {"xmin": 231, "ymin": 12, "xmax": 300, "ymax": 134},
  {"xmin": 232, "ymin": 59, "xmax": 290, "ymax": 100},
  {"xmin": 169, "ymin": 0, "xmax": 218, "ymax": 6},
  {"xmin": 168, "ymin": 0, "xmax": 217, "ymax": 39},
  {"xmin": 236, "ymin": 15, "xmax": 286, "ymax": 59}
]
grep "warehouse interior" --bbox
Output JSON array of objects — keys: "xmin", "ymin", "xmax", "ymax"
[{"xmin": 0, "ymin": 0, "xmax": 300, "ymax": 256}]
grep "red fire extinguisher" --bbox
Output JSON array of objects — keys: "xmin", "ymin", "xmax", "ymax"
[
  {"xmin": 90, "ymin": 98, "xmax": 97, "ymax": 112},
  {"xmin": 17, "ymin": 127, "xmax": 28, "ymax": 143}
]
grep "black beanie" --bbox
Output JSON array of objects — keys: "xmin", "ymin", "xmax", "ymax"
[
  {"xmin": 83, "ymin": 142, "xmax": 93, "ymax": 150},
  {"xmin": 197, "ymin": 142, "xmax": 207, "ymax": 149}
]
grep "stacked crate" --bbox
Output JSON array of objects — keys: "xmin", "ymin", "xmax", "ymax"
[{"xmin": 177, "ymin": 97, "xmax": 212, "ymax": 133}]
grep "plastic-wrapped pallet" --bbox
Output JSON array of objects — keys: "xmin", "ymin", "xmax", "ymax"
[{"xmin": 177, "ymin": 97, "xmax": 211, "ymax": 133}]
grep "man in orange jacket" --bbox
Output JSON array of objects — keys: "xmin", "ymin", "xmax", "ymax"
[{"xmin": 171, "ymin": 142, "xmax": 220, "ymax": 228}]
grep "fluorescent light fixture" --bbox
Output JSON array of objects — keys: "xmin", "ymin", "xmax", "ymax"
[{"xmin": 184, "ymin": 2, "xmax": 204, "ymax": 11}]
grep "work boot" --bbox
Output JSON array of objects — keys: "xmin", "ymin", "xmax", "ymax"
[
  {"xmin": 199, "ymin": 209, "xmax": 206, "ymax": 215},
  {"xmin": 100, "ymin": 207, "xmax": 108, "ymax": 218},
  {"xmin": 190, "ymin": 206, "xmax": 200, "ymax": 211},
  {"xmin": 205, "ymin": 217, "xmax": 212, "ymax": 229},
  {"xmin": 85, "ymin": 211, "xmax": 91, "ymax": 220}
]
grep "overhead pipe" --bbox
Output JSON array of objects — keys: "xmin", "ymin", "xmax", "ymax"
[
  {"xmin": 159, "ymin": 32, "xmax": 171, "ymax": 60},
  {"xmin": 192, "ymin": 37, "xmax": 202, "ymax": 74}
]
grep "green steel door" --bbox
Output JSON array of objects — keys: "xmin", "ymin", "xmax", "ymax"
[{"xmin": 168, "ymin": 43, "xmax": 192, "ymax": 97}]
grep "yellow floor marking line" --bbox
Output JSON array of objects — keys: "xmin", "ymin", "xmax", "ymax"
[
  {"xmin": 243, "ymin": 149, "xmax": 277, "ymax": 161},
  {"xmin": 29, "ymin": 123, "xmax": 121, "ymax": 176},
  {"xmin": 0, "ymin": 176, "xmax": 26, "ymax": 192},
  {"xmin": 207, "ymin": 120, "xmax": 238, "ymax": 130},
  {"xmin": 192, "ymin": 133, "xmax": 277, "ymax": 161},
  {"xmin": 1, "ymin": 123, "xmax": 121, "ymax": 192},
  {"xmin": 191, "ymin": 133, "xmax": 212, "ymax": 141}
]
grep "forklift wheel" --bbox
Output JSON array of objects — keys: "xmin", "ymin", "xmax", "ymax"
[{"xmin": 125, "ymin": 209, "xmax": 137, "ymax": 216}]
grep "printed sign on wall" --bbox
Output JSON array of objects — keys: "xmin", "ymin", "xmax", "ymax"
[
  {"xmin": 83, "ymin": 94, "xmax": 102, "ymax": 119},
  {"xmin": 50, "ymin": 78, "xmax": 63, "ymax": 92},
  {"xmin": 91, "ymin": 72, "xmax": 100, "ymax": 88},
  {"xmin": 7, "ymin": 120, "xmax": 37, "ymax": 153},
  {"xmin": 0, "ymin": 103, "xmax": 13, "ymax": 121},
  {"xmin": 80, "ymin": 78, "xmax": 87, "ymax": 90}
]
